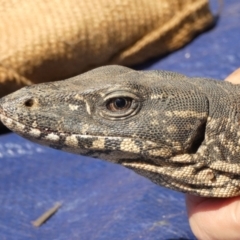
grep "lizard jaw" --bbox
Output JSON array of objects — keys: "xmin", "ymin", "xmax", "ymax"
[{"xmin": 0, "ymin": 111, "xmax": 150, "ymax": 163}]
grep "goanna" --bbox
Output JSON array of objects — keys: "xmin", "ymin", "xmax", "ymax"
[{"xmin": 0, "ymin": 65, "xmax": 240, "ymax": 197}]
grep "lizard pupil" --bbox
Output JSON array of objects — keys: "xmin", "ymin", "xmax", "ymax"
[
  {"xmin": 114, "ymin": 98, "xmax": 127, "ymax": 109},
  {"xmin": 106, "ymin": 97, "xmax": 132, "ymax": 112}
]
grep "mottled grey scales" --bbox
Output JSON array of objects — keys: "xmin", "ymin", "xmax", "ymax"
[{"xmin": 0, "ymin": 65, "xmax": 240, "ymax": 197}]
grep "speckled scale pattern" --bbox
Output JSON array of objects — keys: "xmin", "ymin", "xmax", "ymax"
[{"xmin": 0, "ymin": 65, "xmax": 240, "ymax": 197}]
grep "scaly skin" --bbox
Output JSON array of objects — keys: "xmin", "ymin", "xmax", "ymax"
[{"xmin": 0, "ymin": 65, "xmax": 240, "ymax": 197}]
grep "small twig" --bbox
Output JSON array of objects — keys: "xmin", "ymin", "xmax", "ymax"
[{"xmin": 32, "ymin": 202, "xmax": 62, "ymax": 227}]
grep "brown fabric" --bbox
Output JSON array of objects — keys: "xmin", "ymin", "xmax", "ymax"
[{"xmin": 0, "ymin": 0, "xmax": 213, "ymax": 98}]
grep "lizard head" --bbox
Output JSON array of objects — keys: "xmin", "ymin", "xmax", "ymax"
[{"xmin": 0, "ymin": 65, "xmax": 210, "ymax": 195}]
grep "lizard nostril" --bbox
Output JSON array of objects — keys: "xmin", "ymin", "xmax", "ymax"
[{"xmin": 24, "ymin": 99, "xmax": 35, "ymax": 107}]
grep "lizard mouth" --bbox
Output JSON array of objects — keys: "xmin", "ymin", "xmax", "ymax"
[
  {"xmin": 0, "ymin": 112, "xmax": 30, "ymax": 135},
  {"xmin": 0, "ymin": 113, "xmax": 157, "ymax": 160}
]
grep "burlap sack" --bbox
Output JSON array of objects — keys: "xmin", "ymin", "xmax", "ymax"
[{"xmin": 0, "ymin": 0, "xmax": 213, "ymax": 98}]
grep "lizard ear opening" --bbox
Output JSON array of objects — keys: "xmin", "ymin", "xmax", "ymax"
[{"xmin": 188, "ymin": 122, "xmax": 206, "ymax": 153}]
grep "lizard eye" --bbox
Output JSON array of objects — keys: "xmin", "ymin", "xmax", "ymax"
[
  {"xmin": 107, "ymin": 97, "xmax": 132, "ymax": 112},
  {"xmin": 100, "ymin": 91, "xmax": 142, "ymax": 120}
]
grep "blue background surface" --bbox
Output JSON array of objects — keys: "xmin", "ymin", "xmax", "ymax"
[{"xmin": 0, "ymin": 1, "xmax": 240, "ymax": 239}]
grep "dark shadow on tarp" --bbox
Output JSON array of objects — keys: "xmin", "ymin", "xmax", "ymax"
[{"xmin": 0, "ymin": 122, "xmax": 10, "ymax": 134}]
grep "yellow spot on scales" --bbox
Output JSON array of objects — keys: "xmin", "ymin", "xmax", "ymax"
[
  {"xmin": 166, "ymin": 125, "xmax": 178, "ymax": 133},
  {"xmin": 165, "ymin": 110, "xmax": 204, "ymax": 118},
  {"xmin": 45, "ymin": 133, "xmax": 60, "ymax": 142},
  {"xmin": 92, "ymin": 138, "xmax": 105, "ymax": 149},
  {"xmin": 29, "ymin": 128, "xmax": 41, "ymax": 137},
  {"xmin": 69, "ymin": 104, "xmax": 79, "ymax": 111},
  {"xmin": 15, "ymin": 121, "xmax": 25, "ymax": 131},
  {"xmin": 65, "ymin": 135, "xmax": 79, "ymax": 148},
  {"xmin": 120, "ymin": 139, "xmax": 140, "ymax": 153},
  {"xmin": 148, "ymin": 148, "xmax": 171, "ymax": 158},
  {"xmin": 85, "ymin": 102, "xmax": 91, "ymax": 114},
  {"xmin": 4, "ymin": 118, "xmax": 13, "ymax": 126},
  {"xmin": 74, "ymin": 94, "xmax": 84, "ymax": 100}
]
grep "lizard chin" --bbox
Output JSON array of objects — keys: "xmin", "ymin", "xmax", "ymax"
[{"xmin": 0, "ymin": 112, "xmax": 27, "ymax": 136}]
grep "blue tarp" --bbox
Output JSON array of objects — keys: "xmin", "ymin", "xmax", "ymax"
[{"xmin": 0, "ymin": 1, "xmax": 239, "ymax": 239}]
